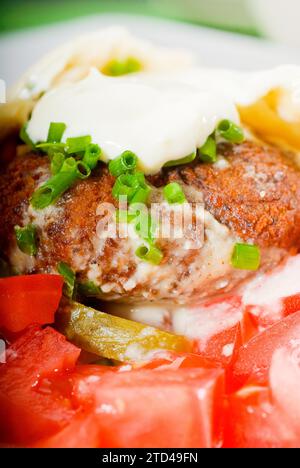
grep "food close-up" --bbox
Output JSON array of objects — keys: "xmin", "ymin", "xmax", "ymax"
[{"xmin": 1, "ymin": 0, "xmax": 300, "ymax": 450}]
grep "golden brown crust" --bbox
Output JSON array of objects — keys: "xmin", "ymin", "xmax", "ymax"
[{"xmin": 154, "ymin": 142, "xmax": 300, "ymax": 250}]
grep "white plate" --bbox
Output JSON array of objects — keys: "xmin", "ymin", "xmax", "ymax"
[{"xmin": 0, "ymin": 13, "xmax": 299, "ymax": 86}]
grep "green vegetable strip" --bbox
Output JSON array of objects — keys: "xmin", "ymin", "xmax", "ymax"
[
  {"xmin": 47, "ymin": 122, "xmax": 66, "ymax": 143},
  {"xmin": 19, "ymin": 123, "xmax": 34, "ymax": 148},
  {"xmin": 77, "ymin": 281, "xmax": 102, "ymax": 298},
  {"xmin": 83, "ymin": 144, "xmax": 102, "ymax": 170},
  {"xmin": 104, "ymin": 57, "xmax": 142, "ymax": 77},
  {"xmin": 135, "ymin": 244, "xmax": 163, "ymax": 265},
  {"xmin": 109, "ymin": 151, "xmax": 138, "ymax": 177},
  {"xmin": 57, "ymin": 301, "xmax": 192, "ymax": 363},
  {"xmin": 50, "ymin": 152, "xmax": 65, "ymax": 175},
  {"xmin": 199, "ymin": 136, "xmax": 217, "ymax": 163},
  {"xmin": 218, "ymin": 120, "xmax": 245, "ymax": 144},
  {"xmin": 58, "ymin": 262, "xmax": 76, "ymax": 298},
  {"xmin": 163, "ymin": 182, "xmax": 186, "ymax": 205},
  {"xmin": 30, "ymin": 171, "xmax": 78, "ymax": 210},
  {"xmin": 76, "ymin": 161, "xmax": 91, "ymax": 179},
  {"xmin": 164, "ymin": 152, "xmax": 197, "ymax": 168},
  {"xmin": 66, "ymin": 135, "xmax": 92, "ymax": 154},
  {"xmin": 112, "ymin": 173, "xmax": 140, "ymax": 201},
  {"xmin": 14, "ymin": 224, "xmax": 37, "ymax": 256},
  {"xmin": 231, "ymin": 243, "xmax": 261, "ymax": 271}
]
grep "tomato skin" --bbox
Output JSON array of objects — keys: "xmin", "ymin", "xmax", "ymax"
[
  {"xmin": 224, "ymin": 386, "xmax": 298, "ymax": 449},
  {"xmin": 139, "ymin": 351, "xmax": 217, "ymax": 371},
  {"xmin": 72, "ymin": 367, "xmax": 225, "ymax": 448},
  {"xmin": 0, "ymin": 326, "xmax": 80, "ymax": 444},
  {"xmin": 0, "ymin": 275, "xmax": 63, "ymax": 333},
  {"xmin": 231, "ymin": 310, "xmax": 300, "ymax": 388}
]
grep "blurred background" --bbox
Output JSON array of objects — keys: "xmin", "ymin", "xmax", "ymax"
[
  {"xmin": 0, "ymin": 0, "xmax": 300, "ymax": 85},
  {"xmin": 1, "ymin": 0, "xmax": 300, "ymax": 44}
]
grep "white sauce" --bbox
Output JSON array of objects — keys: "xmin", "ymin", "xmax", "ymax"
[
  {"xmin": 26, "ymin": 63, "xmax": 300, "ymax": 174},
  {"xmin": 27, "ymin": 68, "xmax": 239, "ymax": 175}
]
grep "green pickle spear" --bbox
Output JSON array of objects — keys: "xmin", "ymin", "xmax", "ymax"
[{"xmin": 57, "ymin": 301, "xmax": 193, "ymax": 363}]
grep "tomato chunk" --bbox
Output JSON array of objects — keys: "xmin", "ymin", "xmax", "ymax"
[
  {"xmin": 172, "ymin": 296, "xmax": 250, "ymax": 368},
  {"xmin": 139, "ymin": 351, "xmax": 217, "ymax": 371},
  {"xmin": 224, "ymin": 386, "xmax": 298, "ymax": 448},
  {"xmin": 0, "ymin": 326, "xmax": 80, "ymax": 443},
  {"xmin": 243, "ymin": 255, "xmax": 300, "ymax": 329},
  {"xmin": 72, "ymin": 367, "xmax": 225, "ymax": 448},
  {"xmin": 231, "ymin": 310, "xmax": 300, "ymax": 388},
  {"xmin": 0, "ymin": 275, "xmax": 63, "ymax": 333},
  {"xmin": 270, "ymin": 345, "xmax": 300, "ymax": 437}
]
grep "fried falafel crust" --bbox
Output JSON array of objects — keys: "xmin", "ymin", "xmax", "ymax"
[{"xmin": 0, "ymin": 141, "xmax": 300, "ymax": 302}]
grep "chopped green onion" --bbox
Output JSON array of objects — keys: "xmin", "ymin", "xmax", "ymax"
[
  {"xmin": 83, "ymin": 144, "xmax": 102, "ymax": 170},
  {"xmin": 130, "ymin": 185, "xmax": 151, "ymax": 204},
  {"xmin": 47, "ymin": 122, "xmax": 66, "ymax": 143},
  {"xmin": 50, "ymin": 152, "xmax": 65, "ymax": 175},
  {"xmin": 164, "ymin": 152, "xmax": 197, "ymax": 168},
  {"xmin": 112, "ymin": 173, "xmax": 140, "ymax": 201},
  {"xmin": 19, "ymin": 123, "xmax": 34, "ymax": 148},
  {"xmin": 163, "ymin": 182, "xmax": 186, "ymax": 205},
  {"xmin": 218, "ymin": 120, "xmax": 245, "ymax": 144},
  {"xmin": 30, "ymin": 171, "xmax": 78, "ymax": 210},
  {"xmin": 115, "ymin": 210, "xmax": 137, "ymax": 224},
  {"xmin": 77, "ymin": 281, "xmax": 102, "ymax": 298},
  {"xmin": 231, "ymin": 243, "xmax": 261, "ymax": 271},
  {"xmin": 109, "ymin": 151, "xmax": 138, "ymax": 177},
  {"xmin": 199, "ymin": 136, "xmax": 217, "ymax": 163},
  {"xmin": 76, "ymin": 161, "xmax": 91, "ymax": 179},
  {"xmin": 60, "ymin": 157, "xmax": 77, "ymax": 173},
  {"xmin": 66, "ymin": 135, "xmax": 92, "ymax": 154},
  {"xmin": 104, "ymin": 57, "xmax": 142, "ymax": 77},
  {"xmin": 133, "ymin": 213, "xmax": 157, "ymax": 242},
  {"xmin": 14, "ymin": 224, "xmax": 37, "ymax": 256},
  {"xmin": 58, "ymin": 262, "xmax": 76, "ymax": 298},
  {"xmin": 36, "ymin": 142, "xmax": 66, "ymax": 157},
  {"xmin": 135, "ymin": 244, "xmax": 163, "ymax": 265}
]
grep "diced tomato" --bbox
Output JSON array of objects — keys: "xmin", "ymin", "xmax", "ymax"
[
  {"xmin": 0, "ymin": 275, "xmax": 63, "ymax": 333},
  {"xmin": 72, "ymin": 367, "xmax": 225, "ymax": 448},
  {"xmin": 30, "ymin": 413, "xmax": 101, "ymax": 449},
  {"xmin": 139, "ymin": 351, "xmax": 217, "ymax": 371},
  {"xmin": 231, "ymin": 310, "xmax": 300, "ymax": 388},
  {"xmin": 0, "ymin": 326, "xmax": 80, "ymax": 444},
  {"xmin": 224, "ymin": 386, "xmax": 298, "ymax": 448},
  {"xmin": 270, "ymin": 345, "xmax": 300, "ymax": 437},
  {"xmin": 243, "ymin": 255, "xmax": 300, "ymax": 330},
  {"xmin": 172, "ymin": 296, "xmax": 252, "ymax": 369}
]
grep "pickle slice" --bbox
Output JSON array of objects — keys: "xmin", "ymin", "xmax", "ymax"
[{"xmin": 57, "ymin": 301, "xmax": 193, "ymax": 364}]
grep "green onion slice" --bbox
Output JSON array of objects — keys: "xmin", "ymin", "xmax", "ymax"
[
  {"xmin": 133, "ymin": 213, "xmax": 157, "ymax": 243},
  {"xmin": 218, "ymin": 120, "xmax": 245, "ymax": 144},
  {"xmin": 19, "ymin": 123, "xmax": 34, "ymax": 148},
  {"xmin": 163, "ymin": 182, "xmax": 186, "ymax": 205},
  {"xmin": 66, "ymin": 135, "xmax": 92, "ymax": 154},
  {"xmin": 50, "ymin": 152, "xmax": 65, "ymax": 175},
  {"xmin": 231, "ymin": 243, "xmax": 261, "ymax": 271},
  {"xmin": 164, "ymin": 152, "xmax": 197, "ymax": 168},
  {"xmin": 109, "ymin": 151, "xmax": 138, "ymax": 177},
  {"xmin": 47, "ymin": 122, "xmax": 66, "ymax": 143},
  {"xmin": 77, "ymin": 281, "xmax": 102, "ymax": 298},
  {"xmin": 58, "ymin": 262, "xmax": 76, "ymax": 298},
  {"xmin": 83, "ymin": 144, "xmax": 102, "ymax": 170},
  {"xmin": 135, "ymin": 244, "xmax": 163, "ymax": 266},
  {"xmin": 36, "ymin": 142, "xmax": 66, "ymax": 156},
  {"xmin": 76, "ymin": 161, "xmax": 91, "ymax": 179},
  {"xmin": 14, "ymin": 224, "xmax": 38, "ymax": 256},
  {"xmin": 115, "ymin": 210, "xmax": 137, "ymax": 224},
  {"xmin": 104, "ymin": 57, "xmax": 142, "ymax": 76},
  {"xmin": 199, "ymin": 136, "xmax": 217, "ymax": 163},
  {"xmin": 112, "ymin": 173, "xmax": 140, "ymax": 201},
  {"xmin": 30, "ymin": 171, "xmax": 78, "ymax": 210}
]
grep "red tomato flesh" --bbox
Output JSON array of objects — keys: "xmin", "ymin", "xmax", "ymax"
[
  {"xmin": 224, "ymin": 386, "xmax": 299, "ymax": 448},
  {"xmin": 0, "ymin": 275, "xmax": 63, "ymax": 333},
  {"xmin": 231, "ymin": 310, "xmax": 300, "ymax": 388},
  {"xmin": 72, "ymin": 367, "xmax": 225, "ymax": 448},
  {"xmin": 0, "ymin": 326, "xmax": 80, "ymax": 444}
]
